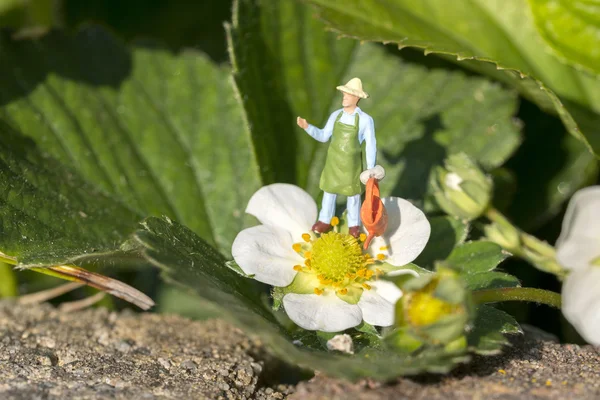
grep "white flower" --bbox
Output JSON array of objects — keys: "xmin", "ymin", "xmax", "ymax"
[
  {"xmin": 556, "ymin": 186, "xmax": 600, "ymax": 345},
  {"xmin": 232, "ymin": 184, "xmax": 431, "ymax": 332}
]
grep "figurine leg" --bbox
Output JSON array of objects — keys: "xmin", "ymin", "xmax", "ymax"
[
  {"xmin": 318, "ymin": 192, "xmax": 337, "ymax": 223},
  {"xmin": 347, "ymin": 194, "xmax": 361, "ymax": 237},
  {"xmin": 313, "ymin": 192, "xmax": 336, "ymax": 233}
]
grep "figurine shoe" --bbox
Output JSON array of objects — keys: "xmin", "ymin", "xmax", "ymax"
[
  {"xmin": 312, "ymin": 221, "xmax": 333, "ymax": 234},
  {"xmin": 348, "ymin": 226, "xmax": 361, "ymax": 238}
]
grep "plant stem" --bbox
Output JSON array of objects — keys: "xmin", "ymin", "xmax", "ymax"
[{"xmin": 472, "ymin": 287, "xmax": 562, "ymax": 309}]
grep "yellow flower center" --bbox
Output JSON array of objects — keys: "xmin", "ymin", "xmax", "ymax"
[
  {"xmin": 311, "ymin": 232, "xmax": 365, "ymax": 284},
  {"xmin": 406, "ymin": 292, "xmax": 456, "ymax": 326},
  {"xmin": 291, "ymin": 224, "xmax": 388, "ymax": 297}
]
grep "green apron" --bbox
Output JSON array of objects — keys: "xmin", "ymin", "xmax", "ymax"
[{"xmin": 319, "ymin": 112, "xmax": 362, "ymax": 196}]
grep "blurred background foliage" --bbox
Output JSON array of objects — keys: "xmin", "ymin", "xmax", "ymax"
[{"xmin": 0, "ymin": 0, "xmax": 596, "ymax": 342}]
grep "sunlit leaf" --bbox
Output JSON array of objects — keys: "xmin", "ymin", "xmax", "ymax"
[
  {"xmin": 0, "ymin": 27, "xmax": 262, "ymax": 268},
  {"xmin": 304, "ymin": 0, "xmax": 600, "ymax": 159},
  {"xmin": 528, "ymin": 0, "xmax": 600, "ymax": 76}
]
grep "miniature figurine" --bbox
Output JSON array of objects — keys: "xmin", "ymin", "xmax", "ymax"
[{"xmin": 297, "ymin": 77, "xmax": 384, "ymax": 238}]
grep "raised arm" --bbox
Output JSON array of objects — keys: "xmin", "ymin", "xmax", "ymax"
[
  {"xmin": 362, "ymin": 116, "xmax": 376, "ymax": 169},
  {"xmin": 297, "ymin": 112, "xmax": 336, "ymax": 143}
]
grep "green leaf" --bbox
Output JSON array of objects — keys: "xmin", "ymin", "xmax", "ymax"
[
  {"xmin": 414, "ymin": 216, "xmax": 469, "ymax": 268},
  {"xmin": 0, "ymin": 126, "xmax": 143, "ymax": 265},
  {"xmin": 0, "ymin": 27, "xmax": 262, "ymax": 266},
  {"xmin": 304, "ymin": 0, "xmax": 600, "ymax": 158},
  {"xmin": 444, "ymin": 241, "xmax": 519, "ymax": 291},
  {"xmin": 468, "ymin": 305, "xmax": 522, "ymax": 355},
  {"xmin": 228, "ymin": 0, "xmax": 522, "ymax": 200},
  {"xmin": 355, "ymin": 321, "xmax": 379, "ymax": 336},
  {"xmin": 135, "ymin": 217, "xmax": 272, "ymax": 323},
  {"xmin": 528, "ymin": 0, "xmax": 600, "ymax": 76},
  {"xmin": 463, "ymin": 271, "xmax": 521, "ymax": 291},
  {"xmin": 137, "ymin": 216, "xmax": 471, "ymax": 379},
  {"xmin": 446, "ymin": 241, "xmax": 509, "ymax": 274}
]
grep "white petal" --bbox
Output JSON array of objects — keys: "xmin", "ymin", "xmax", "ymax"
[
  {"xmin": 368, "ymin": 197, "xmax": 431, "ymax": 266},
  {"xmin": 232, "ymin": 225, "xmax": 303, "ymax": 287},
  {"xmin": 357, "ymin": 280, "xmax": 403, "ymax": 327},
  {"xmin": 556, "ymin": 186, "xmax": 600, "ymax": 270},
  {"xmin": 444, "ymin": 172, "xmax": 463, "ymax": 190},
  {"xmin": 562, "ymin": 267, "xmax": 600, "ymax": 345},
  {"xmin": 556, "ymin": 237, "xmax": 600, "ymax": 272},
  {"xmin": 246, "ymin": 184, "xmax": 317, "ymax": 240},
  {"xmin": 283, "ymin": 292, "xmax": 362, "ymax": 332}
]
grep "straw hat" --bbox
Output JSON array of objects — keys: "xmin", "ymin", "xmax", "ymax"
[{"xmin": 336, "ymin": 77, "xmax": 369, "ymax": 99}]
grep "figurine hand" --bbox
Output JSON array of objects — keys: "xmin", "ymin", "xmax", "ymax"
[
  {"xmin": 360, "ymin": 165, "xmax": 386, "ymax": 184},
  {"xmin": 297, "ymin": 117, "xmax": 309, "ymax": 130}
]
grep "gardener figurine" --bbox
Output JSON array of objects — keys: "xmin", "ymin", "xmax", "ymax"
[{"xmin": 297, "ymin": 77, "xmax": 384, "ymax": 238}]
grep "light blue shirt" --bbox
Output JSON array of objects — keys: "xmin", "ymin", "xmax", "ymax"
[{"xmin": 304, "ymin": 107, "xmax": 376, "ymax": 169}]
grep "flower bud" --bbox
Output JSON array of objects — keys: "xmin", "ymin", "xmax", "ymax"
[
  {"xmin": 393, "ymin": 265, "xmax": 474, "ymax": 346},
  {"xmin": 483, "ymin": 222, "xmax": 521, "ymax": 254},
  {"xmin": 431, "ymin": 153, "xmax": 492, "ymax": 220}
]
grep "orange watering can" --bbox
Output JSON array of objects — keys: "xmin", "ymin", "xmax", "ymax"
[{"xmin": 360, "ymin": 177, "xmax": 387, "ymax": 250}]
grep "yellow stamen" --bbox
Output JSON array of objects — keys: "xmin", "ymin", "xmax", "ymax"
[
  {"xmin": 292, "ymin": 243, "xmax": 302, "ymax": 252},
  {"xmin": 302, "ymin": 233, "xmax": 312, "ymax": 242},
  {"xmin": 331, "ymin": 216, "xmax": 340, "ymax": 227},
  {"xmin": 294, "ymin": 231, "xmax": 378, "ymax": 295},
  {"xmin": 362, "ymin": 283, "xmax": 372, "ymax": 290},
  {"xmin": 359, "ymin": 233, "xmax": 367, "ymax": 242},
  {"xmin": 377, "ymin": 253, "xmax": 386, "ymax": 261},
  {"xmin": 379, "ymin": 246, "xmax": 388, "ymax": 251}
]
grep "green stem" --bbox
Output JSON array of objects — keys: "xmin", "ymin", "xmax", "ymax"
[{"xmin": 472, "ymin": 287, "xmax": 562, "ymax": 309}]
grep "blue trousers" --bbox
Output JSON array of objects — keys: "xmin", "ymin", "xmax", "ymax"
[{"xmin": 318, "ymin": 192, "xmax": 361, "ymax": 227}]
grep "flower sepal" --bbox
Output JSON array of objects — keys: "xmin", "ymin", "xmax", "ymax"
[
  {"xmin": 394, "ymin": 264, "xmax": 474, "ymax": 346},
  {"xmin": 483, "ymin": 222, "xmax": 520, "ymax": 254}
]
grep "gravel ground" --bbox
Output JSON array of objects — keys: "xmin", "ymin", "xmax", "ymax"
[{"xmin": 0, "ymin": 301, "xmax": 598, "ymax": 399}]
